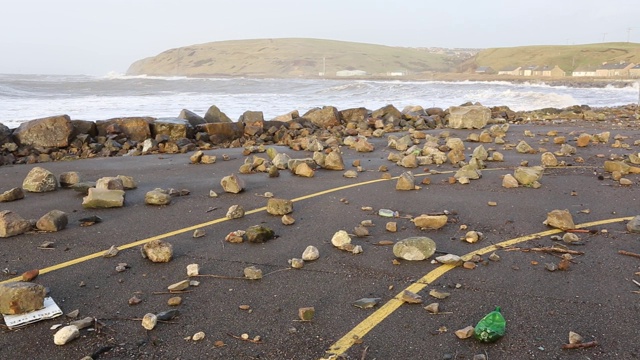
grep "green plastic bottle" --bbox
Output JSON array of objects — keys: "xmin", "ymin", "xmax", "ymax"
[{"xmin": 474, "ymin": 306, "xmax": 506, "ymax": 343}]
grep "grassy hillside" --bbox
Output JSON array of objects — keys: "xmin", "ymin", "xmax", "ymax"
[
  {"xmin": 127, "ymin": 38, "xmax": 456, "ymax": 77},
  {"xmin": 469, "ymin": 42, "xmax": 640, "ymax": 71}
]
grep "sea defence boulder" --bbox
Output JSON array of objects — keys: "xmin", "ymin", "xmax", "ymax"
[
  {"xmin": 197, "ymin": 122, "xmax": 245, "ymax": 144},
  {"xmin": 178, "ymin": 109, "xmax": 206, "ymax": 127},
  {"xmin": 204, "ymin": 105, "xmax": 233, "ymax": 123},
  {"xmin": 302, "ymin": 106, "xmax": 341, "ymax": 128},
  {"xmin": 13, "ymin": 115, "xmax": 74, "ymax": 148},
  {"xmin": 95, "ymin": 117, "xmax": 153, "ymax": 142},
  {"xmin": 152, "ymin": 118, "xmax": 193, "ymax": 140},
  {"xmin": 447, "ymin": 105, "xmax": 491, "ymax": 129}
]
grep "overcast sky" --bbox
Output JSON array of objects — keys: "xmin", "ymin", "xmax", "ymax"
[{"xmin": 1, "ymin": 0, "xmax": 637, "ymax": 75}]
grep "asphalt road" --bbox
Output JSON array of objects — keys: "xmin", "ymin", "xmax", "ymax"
[{"xmin": 1, "ymin": 118, "xmax": 640, "ymax": 360}]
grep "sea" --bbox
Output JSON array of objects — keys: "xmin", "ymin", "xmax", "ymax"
[{"xmin": 1, "ymin": 72, "xmax": 639, "ymax": 129}]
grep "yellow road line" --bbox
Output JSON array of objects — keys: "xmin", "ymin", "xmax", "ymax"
[{"xmin": 324, "ymin": 216, "xmax": 633, "ymax": 356}]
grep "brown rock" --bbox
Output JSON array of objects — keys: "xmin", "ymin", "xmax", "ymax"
[
  {"xmin": 22, "ymin": 167, "xmax": 58, "ymax": 193},
  {"xmin": 412, "ymin": 214, "xmax": 448, "ymax": 230},
  {"xmin": 198, "ymin": 122, "xmax": 244, "ymax": 144},
  {"xmin": 0, "ymin": 210, "xmax": 31, "ymax": 238},
  {"xmin": 142, "ymin": 239, "xmax": 173, "ymax": 263},
  {"xmin": 82, "ymin": 188, "xmax": 125, "ymax": 208},
  {"xmin": 13, "ymin": 115, "xmax": 73, "ymax": 148},
  {"xmin": 266, "ymin": 198, "xmax": 293, "ymax": 216},
  {"xmin": 96, "ymin": 117, "xmax": 152, "ymax": 142},
  {"xmin": 302, "ymin": 106, "xmax": 341, "ymax": 128},
  {"xmin": 0, "ymin": 188, "xmax": 25, "ymax": 202},
  {"xmin": 153, "ymin": 118, "xmax": 193, "ymax": 140},
  {"xmin": 220, "ymin": 174, "xmax": 245, "ymax": 193},
  {"xmin": 544, "ymin": 209, "xmax": 575, "ymax": 230},
  {"xmin": 0, "ymin": 282, "xmax": 46, "ymax": 315},
  {"xmin": 36, "ymin": 210, "xmax": 68, "ymax": 232}
]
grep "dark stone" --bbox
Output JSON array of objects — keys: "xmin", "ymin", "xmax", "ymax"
[
  {"xmin": 340, "ymin": 107, "xmax": 369, "ymax": 123},
  {"xmin": 372, "ymin": 104, "xmax": 402, "ymax": 122},
  {"xmin": 245, "ymin": 225, "xmax": 275, "ymax": 243},
  {"xmin": 178, "ymin": 109, "xmax": 206, "ymax": 127},
  {"xmin": 71, "ymin": 120, "xmax": 98, "ymax": 138},
  {"xmin": 302, "ymin": 106, "xmax": 341, "ymax": 128},
  {"xmin": 95, "ymin": 117, "xmax": 153, "ymax": 142},
  {"xmin": 197, "ymin": 122, "xmax": 245, "ymax": 144}
]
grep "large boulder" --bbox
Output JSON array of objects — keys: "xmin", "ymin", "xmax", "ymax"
[
  {"xmin": 447, "ymin": 105, "xmax": 490, "ymax": 129},
  {"xmin": 340, "ymin": 107, "xmax": 369, "ymax": 123},
  {"xmin": 22, "ymin": 167, "xmax": 58, "ymax": 192},
  {"xmin": 13, "ymin": 115, "xmax": 73, "ymax": 148},
  {"xmin": 0, "ymin": 188, "xmax": 24, "ymax": 202},
  {"xmin": 36, "ymin": 210, "xmax": 68, "ymax": 232},
  {"xmin": 95, "ymin": 117, "xmax": 153, "ymax": 142},
  {"xmin": 302, "ymin": 106, "xmax": 341, "ymax": 128},
  {"xmin": 197, "ymin": 122, "xmax": 244, "ymax": 144},
  {"xmin": 152, "ymin": 118, "xmax": 193, "ymax": 140},
  {"xmin": 372, "ymin": 104, "xmax": 403, "ymax": 123},
  {"xmin": 204, "ymin": 105, "xmax": 232, "ymax": 123},
  {"xmin": 0, "ymin": 210, "xmax": 32, "ymax": 238},
  {"xmin": 393, "ymin": 236, "xmax": 437, "ymax": 261},
  {"xmin": 178, "ymin": 109, "xmax": 206, "ymax": 127},
  {"xmin": 82, "ymin": 188, "xmax": 125, "ymax": 208},
  {"xmin": 71, "ymin": 120, "xmax": 98, "ymax": 138},
  {"xmin": 0, "ymin": 123, "xmax": 13, "ymax": 145}
]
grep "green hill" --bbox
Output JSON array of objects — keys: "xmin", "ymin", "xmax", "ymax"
[
  {"xmin": 126, "ymin": 38, "xmax": 456, "ymax": 77},
  {"xmin": 466, "ymin": 42, "xmax": 640, "ymax": 72}
]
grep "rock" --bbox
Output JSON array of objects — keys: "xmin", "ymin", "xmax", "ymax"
[
  {"xmin": 266, "ymin": 198, "xmax": 293, "ymax": 216},
  {"xmin": 489, "ymin": 252, "xmax": 501, "ymax": 261},
  {"xmin": 541, "ymin": 152, "xmax": 558, "ymax": 167},
  {"xmin": 302, "ymin": 246, "xmax": 320, "ymax": 261},
  {"xmin": 0, "ymin": 282, "xmax": 46, "ymax": 315},
  {"xmin": 272, "ymin": 153, "xmax": 291, "ymax": 169},
  {"xmin": 455, "ymin": 326, "xmax": 475, "ymax": 339},
  {"xmin": 626, "ymin": 216, "xmax": 640, "ymax": 233},
  {"xmin": 0, "ymin": 188, "xmax": 24, "ymax": 202},
  {"xmin": 183, "ymin": 264, "xmax": 200, "ymax": 278},
  {"xmin": 69, "ymin": 316, "xmax": 94, "ymax": 330},
  {"xmin": 225, "ymin": 230, "xmax": 245, "ymax": 243},
  {"xmin": 569, "ymin": 331, "xmax": 584, "ymax": 345},
  {"xmin": 289, "ymin": 258, "xmax": 304, "ymax": 269},
  {"xmin": 302, "ymin": 106, "xmax": 341, "ymax": 128},
  {"xmin": 435, "ymin": 254, "xmax": 462, "ymax": 265},
  {"xmin": 604, "ymin": 161, "xmax": 632, "ymax": 174},
  {"xmin": 447, "ymin": 105, "xmax": 490, "ymax": 129},
  {"xmin": 544, "ymin": 209, "xmax": 575, "ymax": 230},
  {"xmin": 156, "ymin": 309, "xmax": 180, "ymax": 321},
  {"xmin": 21, "ymin": 269, "xmax": 39, "ymax": 282},
  {"xmin": 353, "ymin": 138, "xmax": 374, "ymax": 152},
  {"xmin": 516, "ymin": 140, "xmax": 535, "ymax": 153},
  {"xmin": 514, "ymin": 166, "xmax": 544, "ymax": 186},
  {"xmin": 96, "ymin": 117, "xmax": 152, "ymax": 142},
  {"xmin": 386, "ymin": 222, "xmax": 397, "ymax": 232},
  {"xmin": 294, "ymin": 162, "xmax": 315, "ymax": 177},
  {"xmin": 424, "ymin": 302, "xmax": 439, "ymax": 314},
  {"xmin": 96, "ymin": 177, "xmax": 124, "ymax": 190},
  {"xmin": 244, "ymin": 266, "xmax": 263, "ymax": 280},
  {"xmin": 245, "ymin": 225, "xmax": 275, "ymax": 243},
  {"xmin": 464, "ymin": 231, "xmax": 483, "ymax": 243},
  {"xmin": 226, "ymin": 204, "xmax": 245, "ymax": 219},
  {"xmin": 53, "ymin": 325, "xmax": 80, "ymax": 345},
  {"xmin": 472, "ymin": 145, "xmax": 488, "ymax": 161},
  {"xmin": 396, "ymin": 171, "xmax": 416, "ymax": 190},
  {"xmin": 412, "ymin": 214, "xmax": 448, "ymax": 230},
  {"xmin": 82, "ymin": 188, "xmax": 125, "ymax": 208},
  {"xmin": 142, "ymin": 240, "xmax": 173, "ymax": 263},
  {"xmin": 281, "ymin": 214, "xmax": 295, "ymax": 225},
  {"xmin": 324, "ymin": 151, "xmax": 345, "ymax": 170},
  {"xmin": 429, "ymin": 289, "xmax": 451, "ymax": 299},
  {"xmin": 36, "ymin": 210, "xmax": 68, "ymax": 232},
  {"xmin": 454, "ymin": 165, "xmax": 481, "ymax": 180},
  {"xmin": 116, "ymin": 175, "xmax": 137, "ymax": 189},
  {"xmin": 353, "ymin": 225, "xmax": 369, "ymax": 237},
  {"xmin": 343, "ymin": 170, "xmax": 358, "ymax": 178},
  {"xmin": 502, "ymin": 174, "xmax": 519, "ymax": 188},
  {"xmin": 220, "ymin": 174, "xmax": 245, "ymax": 193},
  {"xmin": 393, "ymin": 236, "xmax": 437, "ymax": 260},
  {"xmin": 331, "ymin": 230, "xmax": 352, "ymax": 248},
  {"xmin": 298, "ymin": 307, "xmax": 315, "ymax": 321},
  {"xmin": 141, "ymin": 313, "xmax": 157, "ymax": 330},
  {"xmin": 22, "ymin": 167, "xmax": 58, "ymax": 193},
  {"xmin": 620, "ymin": 178, "xmax": 633, "ymax": 186},
  {"xmin": 193, "ymin": 229, "xmax": 206, "ymax": 238},
  {"xmin": 14, "ymin": 115, "xmax": 73, "ymax": 148},
  {"xmin": 398, "ymin": 154, "xmax": 418, "ymax": 168},
  {"xmin": 447, "ymin": 148, "xmax": 466, "ymax": 164},
  {"xmin": 203, "ymin": 105, "xmax": 232, "ymax": 123},
  {"xmin": 168, "ymin": 296, "xmax": 182, "ymax": 306},
  {"xmin": 353, "ymin": 297, "xmax": 381, "ymax": 309},
  {"xmin": 0, "ymin": 210, "xmax": 31, "ymax": 238},
  {"xmin": 463, "ymin": 261, "xmax": 477, "ymax": 269},
  {"xmin": 400, "ymin": 290, "xmax": 423, "ymax": 304},
  {"xmin": 59, "ymin": 172, "xmax": 81, "ymax": 188},
  {"xmin": 153, "ymin": 117, "xmax": 193, "ymax": 140},
  {"xmin": 562, "ymin": 233, "xmax": 580, "ymax": 243},
  {"xmin": 192, "ymin": 331, "xmax": 206, "ymax": 341},
  {"xmin": 576, "ymin": 133, "xmax": 591, "ymax": 147},
  {"xmin": 103, "ymin": 245, "xmax": 119, "ymax": 258}
]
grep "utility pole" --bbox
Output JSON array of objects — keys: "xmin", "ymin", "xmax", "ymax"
[{"xmin": 602, "ymin": 33, "xmax": 607, "ymax": 42}]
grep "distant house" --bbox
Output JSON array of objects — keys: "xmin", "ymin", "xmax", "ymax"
[
  {"xmin": 572, "ymin": 66, "xmax": 597, "ymax": 77},
  {"xmin": 522, "ymin": 65, "xmax": 538, "ymax": 77},
  {"xmin": 595, "ymin": 62, "xmax": 636, "ymax": 77},
  {"xmin": 498, "ymin": 66, "xmax": 521, "ymax": 76},
  {"xmin": 475, "ymin": 66, "xmax": 495, "ymax": 74},
  {"xmin": 628, "ymin": 64, "xmax": 640, "ymax": 78},
  {"xmin": 386, "ymin": 71, "xmax": 406, "ymax": 76},
  {"xmin": 336, "ymin": 70, "xmax": 367, "ymax": 77},
  {"xmin": 539, "ymin": 65, "xmax": 565, "ymax": 77}
]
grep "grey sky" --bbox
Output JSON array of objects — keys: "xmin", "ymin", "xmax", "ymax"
[{"xmin": 1, "ymin": 0, "xmax": 637, "ymax": 75}]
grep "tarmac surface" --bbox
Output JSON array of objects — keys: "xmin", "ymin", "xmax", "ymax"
[{"xmin": 1, "ymin": 118, "xmax": 640, "ymax": 360}]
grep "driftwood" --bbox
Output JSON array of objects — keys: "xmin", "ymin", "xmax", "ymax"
[
  {"xmin": 618, "ymin": 250, "xmax": 640, "ymax": 259},
  {"xmin": 506, "ymin": 247, "xmax": 584, "ymax": 255}
]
